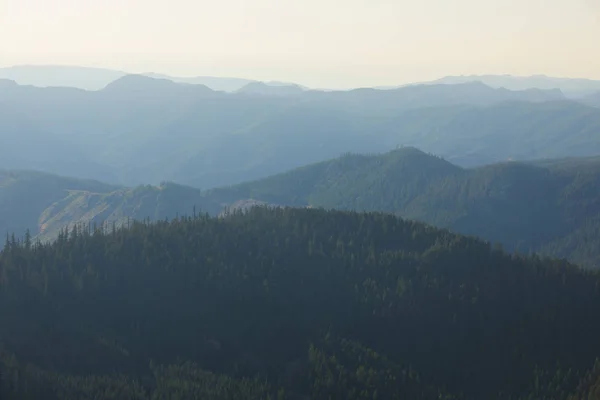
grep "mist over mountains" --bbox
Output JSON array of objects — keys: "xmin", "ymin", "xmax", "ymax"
[
  {"xmin": 581, "ymin": 91, "xmax": 600, "ymax": 108},
  {"xmin": 426, "ymin": 74, "xmax": 600, "ymax": 98},
  {"xmin": 3, "ymin": 65, "xmax": 600, "ymax": 100},
  {"xmin": 0, "ymin": 65, "xmax": 128, "ymax": 91},
  {"xmin": 1, "ymin": 72, "xmax": 599, "ymax": 189},
  {"xmin": 0, "ymin": 65, "xmax": 297, "ymax": 92}
]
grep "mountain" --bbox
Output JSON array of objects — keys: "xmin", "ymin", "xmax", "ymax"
[
  {"xmin": 143, "ymin": 73, "xmax": 307, "ymax": 92},
  {"xmin": 380, "ymin": 100, "xmax": 600, "ymax": 166},
  {"xmin": 5, "ymin": 148, "xmax": 600, "ymax": 268},
  {"xmin": 306, "ymin": 81, "xmax": 565, "ymax": 113},
  {"xmin": 142, "ymin": 72, "xmax": 257, "ymax": 92},
  {"xmin": 236, "ymin": 81, "xmax": 306, "ymax": 96},
  {"xmin": 0, "ymin": 65, "xmax": 301, "ymax": 92},
  {"xmin": 205, "ymin": 147, "xmax": 600, "ymax": 267},
  {"xmin": 2, "ymin": 207, "xmax": 600, "ymax": 399},
  {"xmin": 0, "ymin": 65, "xmax": 127, "ymax": 90},
  {"xmin": 2, "ymin": 77, "xmax": 595, "ymax": 188},
  {"xmin": 0, "ymin": 95, "xmax": 120, "ymax": 182},
  {"xmin": 101, "ymin": 74, "xmax": 216, "ymax": 98},
  {"xmin": 264, "ymin": 80, "xmax": 309, "ymax": 89},
  {"xmin": 580, "ymin": 91, "xmax": 600, "ymax": 108},
  {"xmin": 428, "ymin": 74, "xmax": 600, "ymax": 98}
]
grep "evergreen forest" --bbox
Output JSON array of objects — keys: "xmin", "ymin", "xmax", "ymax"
[{"xmin": 2, "ymin": 207, "xmax": 600, "ymax": 399}]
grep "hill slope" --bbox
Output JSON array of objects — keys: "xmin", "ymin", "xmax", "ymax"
[
  {"xmin": 0, "ymin": 171, "xmax": 121, "ymax": 239},
  {"xmin": 2, "ymin": 207, "xmax": 600, "ymax": 399},
  {"xmin": 4, "ymin": 148, "xmax": 600, "ymax": 268},
  {"xmin": 0, "ymin": 171, "xmax": 221, "ymax": 241},
  {"xmin": 208, "ymin": 148, "xmax": 600, "ymax": 267}
]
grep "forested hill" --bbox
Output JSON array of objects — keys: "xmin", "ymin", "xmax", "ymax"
[
  {"xmin": 4, "ymin": 147, "xmax": 600, "ymax": 268},
  {"xmin": 210, "ymin": 147, "xmax": 600, "ymax": 268},
  {"xmin": 2, "ymin": 207, "xmax": 600, "ymax": 399}
]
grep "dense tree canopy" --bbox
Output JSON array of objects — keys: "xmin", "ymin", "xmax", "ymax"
[
  {"xmin": 1, "ymin": 207, "xmax": 600, "ymax": 399},
  {"xmin": 212, "ymin": 148, "xmax": 600, "ymax": 268}
]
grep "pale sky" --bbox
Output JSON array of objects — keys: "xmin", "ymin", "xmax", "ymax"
[{"xmin": 0, "ymin": 0, "xmax": 599, "ymax": 88}]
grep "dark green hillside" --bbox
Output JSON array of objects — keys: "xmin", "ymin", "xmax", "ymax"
[
  {"xmin": 1, "ymin": 208, "xmax": 600, "ymax": 399},
  {"xmin": 214, "ymin": 147, "xmax": 461, "ymax": 207},
  {"xmin": 210, "ymin": 148, "xmax": 600, "ymax": 267},
  {"xmin": 5, "ymin": 148, "xmax": 600, "ymax": 267}
]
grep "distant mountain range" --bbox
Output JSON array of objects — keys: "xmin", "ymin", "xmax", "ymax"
[
  {"xmin": 4, "ymin": 148, "xmax": 600, "ymax": 268},
  {"xmin": 425, "ymin": 74, "xmax": 600, "ymax": 98},
  {"xmin": 0, "ymin": 65, "xmax": 300, "ymax": 92},
  {"xmin": 0, "ymin": 65, "xmax": 127, "ymax": 91},
  {"xmin": 2, "ymin": 67, "xmax": 600, "ymax": 266},
  {"xmin": 580, "ymin": 91, "xmax": 600, "ymax": 108},
  {"xmin": 3, "ymin": 75, "xmax": 597, "ymax": 189},
  {"xmin": 3, "ymin": 65, "xmax": 600, "ymax": 98},
  {"xmin": 142, "ymin": 72, "xmax": 256, "ymax": 92},
  {"xmin": 236, "ymin": 81, "xmax": 306, "ymax": 96}
]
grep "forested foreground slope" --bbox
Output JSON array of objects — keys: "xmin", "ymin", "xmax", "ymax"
[{"xmin": 2, "ymin": 208, "xmax": 600, "ymax": 399}]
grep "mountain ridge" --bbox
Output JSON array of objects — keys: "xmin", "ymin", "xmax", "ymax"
[
  {"xmin": 428, "ymin": 74, "xmax": 600, "ymax": 97},
  {"xmin": 236, "ymin": 81, "xmax": 305, "ymax": 96},
  {"xmin": 0, "ymin": 65, "xmax": 306, "ymax": 92},
  {"xmin": 3, "ymin": 77, "xmax": 596, "ymax": 188},
  {"xmin": 4, "ymin": 148, "xmax": 600, "ymax": 268}
]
